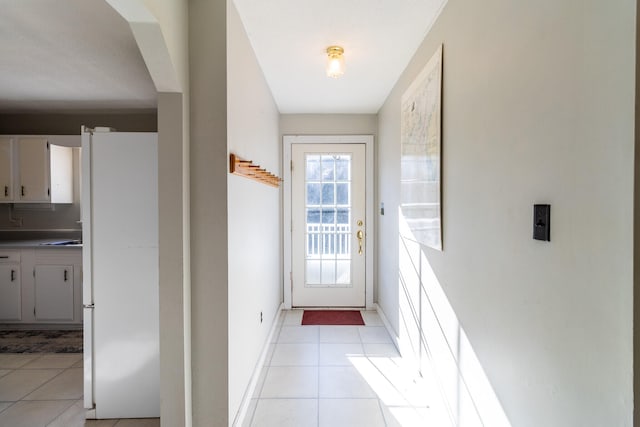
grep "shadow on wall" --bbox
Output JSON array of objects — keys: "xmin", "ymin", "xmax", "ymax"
[{"xmin": 397, "ymin": 211, "xmax": 511, "ymax": 427}]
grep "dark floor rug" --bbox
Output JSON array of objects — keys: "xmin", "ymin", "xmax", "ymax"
[
  {"xmin": 301, "ymin": 310, "xmax": 365, "ymax": 325},
  {"xmin": 0, "ymin": 330, "xmax": 83, "ymax": 353}
]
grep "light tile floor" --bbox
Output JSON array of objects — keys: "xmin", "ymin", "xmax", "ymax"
[
  {"xmin": 0, "ymin": 353, "xmax": 159, "ymax": 427},
  {"xmin": 243, "ymin": 309, "xmax": 451, "ymax": 427},
  {"xmin": 0, "ymin": 310, "xmax": 450, "ymax": 427}
]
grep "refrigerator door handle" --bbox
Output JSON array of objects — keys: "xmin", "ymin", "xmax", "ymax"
[{"xmin": 84, "ymin": 306, "xmax": 95, "ymax": 412}]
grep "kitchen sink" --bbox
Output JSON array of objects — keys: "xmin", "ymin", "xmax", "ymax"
[{"xmin": 40, "ymin": 239, "xmax": 82, "ymax": 246}]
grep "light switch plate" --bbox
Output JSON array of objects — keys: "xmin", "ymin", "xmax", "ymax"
[{"xmin": 533, "ymin": 204, "xmax": 550, "ymax": 241}]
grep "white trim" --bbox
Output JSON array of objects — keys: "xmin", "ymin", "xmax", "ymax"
[
  {"xmin": 283, "ymin": 135, "xmax": 374, "ymax": 309},
  {"xmin": 232, "ymin": 303, "xmax": 284, "ymax": 427}
]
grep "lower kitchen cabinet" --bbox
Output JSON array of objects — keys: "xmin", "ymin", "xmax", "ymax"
[
  {"xmin": 0, "ymin": 264, "xmax": 21, "ymax": 321},
  {"xmin": 35, "ymin": 265, "xmax": 74, "ymax": 321},
  {"xmin": 0, "ymin": 247, "xmax": 81, "ymax": 325}
]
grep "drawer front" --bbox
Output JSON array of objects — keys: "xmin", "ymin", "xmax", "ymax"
[{"xmin": 0, "ymin": 251, "xmax": 20, "ymax": 263}]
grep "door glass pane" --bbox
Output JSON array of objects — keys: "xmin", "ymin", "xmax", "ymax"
[
  {"xmin": 307, "ymin": 208, "xmax": 320, "ymax": 223},
  {"xmin": 321, "ymin": 260, "xmax": 336, "ymax": 285},
  {"xmin": 306, "ymin": 155, "xmax": 321, "ymax": 180},
  {"xmin": 304, "ymin": 153, "xmax": 352, "ymax": 286},
  {"xmin": 336, "ymin": 208, "xmax": 349, "ymax": 224},
  {"xmin": 336, "ymin": 183, "xmax": 349, "ymax": 205},
  {"xmin": 336, "ymin": 157, "xmax": 350, "ymax": 180},
  {"xmin": 321, "ymin": 155, "xmax": 335, "ymax": 180},
  {"xmin": 321, "ymin": 209, "xmax": 335, "ymax": 224},
  {"xmin": 307, "ymin": 183, "xmax": 321, "ymax": 204},
  {"xmin": 321, "ymin": 183, "xmax": 334, "ymax": 204},
  {"xmin": 336, "ymin": 260, "xmax": 350, "ymax": 285},
  {"xmin": 306, "ymin": 260, "xmax": 321, "ymax": 284}
]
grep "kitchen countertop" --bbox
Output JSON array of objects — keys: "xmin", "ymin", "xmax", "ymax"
[{"xmin": 0, "ymin": 239, "xmax": 82, "ymax": 249}]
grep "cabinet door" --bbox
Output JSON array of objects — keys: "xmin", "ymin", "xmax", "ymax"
[
  {"xmin": 35, "ymin": 265, "xmax": 73, "ymax": 321},
  {"xmin": 0, "ymin": 138, "xmax": 13, "ymax": 201},
  {"xmin": 0, "ymin": 265, "xmax": 21, "ymax": 320},
  {"xmin": 49, "ymin": 144, "xmax": 73, "ymax": 203},
  {"xmin": 18, "ymin": 138, "xmax": 50, "ymax": 202}
]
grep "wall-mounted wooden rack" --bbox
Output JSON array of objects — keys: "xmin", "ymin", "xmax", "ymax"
[{"xmin": 229, "ymin": 154, "xmax": 281, "ymax": 188}]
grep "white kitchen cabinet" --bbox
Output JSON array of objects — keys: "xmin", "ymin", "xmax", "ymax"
[
  {"xmin": 0, "ymin": 137, "xmax": 13, "ymax": 201},
  {"xmin": 0, "ymin": 251, "xmax": 21, "ymax": 321},
  {"xmin": 0, "ymin": 247, "xmax": 81, "ymax": 324},
  {"xmin": 0, "ymin": 136, "xmax": 74, "ymax": 204},
  {"xmin": 18, "ymin": 138, "xmax": 73, "ymax": 203},
  {"xmin": 0, "ymin": 266, "xmax": 21, "ymax": 320},
  {"xmin": 35, "ymin": 264, "xmax": 74, "ymax": 321},
  {"xmin": 18, "ymin": 137, "xmax": 50, "ymax": 202}
]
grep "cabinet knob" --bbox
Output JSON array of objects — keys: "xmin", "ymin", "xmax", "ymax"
[
  {"xmin": 10, "ymin": 270, "xmax": 15, "ymax": 282},
  {"xmin": 3, "ymin": 186, "xmax": 7, "ymax": 197},
  {"xmin": 21, "ymin": 186, "xmax": 24, "ymax": 197},
  {"xmin": 64, "ymin": 270, "xmax": 68, "ymax": 282}
]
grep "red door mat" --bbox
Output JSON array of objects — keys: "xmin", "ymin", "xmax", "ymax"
[{"xmin": 301, "ymin": 310, "xmax": 365, "ymax": 326}]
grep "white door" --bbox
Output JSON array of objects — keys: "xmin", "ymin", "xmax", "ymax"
[{"xmin": 291, "ymin": 143, "xmax": 366, "ymax": 307}]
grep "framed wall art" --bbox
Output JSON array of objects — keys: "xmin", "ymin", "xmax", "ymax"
[{"xmin": 400, "ymin": 44, "xmax": 443, "ymax": 250}]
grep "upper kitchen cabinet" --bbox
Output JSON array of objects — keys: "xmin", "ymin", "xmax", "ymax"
[
  {"xmin": 0, "ymin": 136, "xmax": 74, "ymax": 204},
  {"xmin": 18, "ymin": 137, "xmax": 50, "ymax": 201},
  {"xmin": 0, "ymin": 137, "xmax": 13, "ymax": 201}
]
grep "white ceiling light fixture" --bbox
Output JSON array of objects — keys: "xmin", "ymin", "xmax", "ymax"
[{"xmin": 326, "ymin": 45, "xmax": 345, "ymax": 78}]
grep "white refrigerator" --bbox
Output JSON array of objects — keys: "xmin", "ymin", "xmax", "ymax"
[{"xmin": 81, "ymin": 127, "xmax": 160, "ymax": 419}]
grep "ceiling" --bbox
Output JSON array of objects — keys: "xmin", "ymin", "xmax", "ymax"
[
  {"xmin": 0, "ymin": 0, "xmax": 446, "ymax": 114},
  {"xmin": 233, "ymin": 0, "xmax": 446, "ymax": 113},
  {"xmin": 0, "ymin": 0, "xmax": 156, "ymax": 112}
]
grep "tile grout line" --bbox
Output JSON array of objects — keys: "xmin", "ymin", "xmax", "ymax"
[
  {"xmin": 12, "ymin": 398, "xmax": 79, "ymax": 402},
  {"xmin": 6, "ymin": 354, "xmax": 81, "ymax": 404},
  {"xmin": 44, "ymin": 398, "xmax": 78, "ymax": 427},
  {"xmin": 0, "ymin": 353, "xmax": 43, "ymax": 370},
  {"xmin": 377, "ymin": 397, "xmax": 389, "ymax": 427},
  {"xmin": 15, "ymin": 367, "xmax": 68, "ymax": 401},
  {"xmin": 255, "ymin": 311, "xmax": 418, "ymax": 426},
  {"xmin": 1, "ymin": 354, "xmax": 160, "ymax": 427},
  {"xmin": 0, "ymin": 401, "xmax": 17, "ymax": 416}
]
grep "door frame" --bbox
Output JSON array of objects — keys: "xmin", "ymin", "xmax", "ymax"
[{"xmin": 283, "ymin": 135, "xmax": 374, "ymax": 309}]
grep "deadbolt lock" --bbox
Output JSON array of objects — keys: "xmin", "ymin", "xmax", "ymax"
[{"xmin": 357, "ymin": 220, "xmax": 363, "ymax": 226}]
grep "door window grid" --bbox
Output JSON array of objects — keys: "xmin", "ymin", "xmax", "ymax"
[{"xmin": 305, "ymin": 154, "xmax": 352, "ymax": 286}]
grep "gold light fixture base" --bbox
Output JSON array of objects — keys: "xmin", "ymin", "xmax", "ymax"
[{"xmin": 326, "ymin": 46, "xmax": 344, "ymax": 56}]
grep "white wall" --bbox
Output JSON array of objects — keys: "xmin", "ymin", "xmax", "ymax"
[
  {"xmin": 157, "ymin": 91, "xmax": 188, "ymax": 427},
  {"xmin": 280, "ymin": 114, "xmax": 377, "ymax": 136},
  {"xmin": 227, "ymin": 2, "xmax": 282, "ymax": 423},
  {"xmin": 190, "ymin": 0, "xmax": 229, "ymax": 425},
  {"xmin": 377, "ymin": 0, "xmax": 635, "ymax": 426}
]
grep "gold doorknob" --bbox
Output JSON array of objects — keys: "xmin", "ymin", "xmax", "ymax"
[{"xmin": 357, "ymin": 230, "xmax": 364, "ymax": 255}]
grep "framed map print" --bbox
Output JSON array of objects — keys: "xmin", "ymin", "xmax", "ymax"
[{"xmin": 400, "ymin": 44, "xmax": 443, "ymax": 250}]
